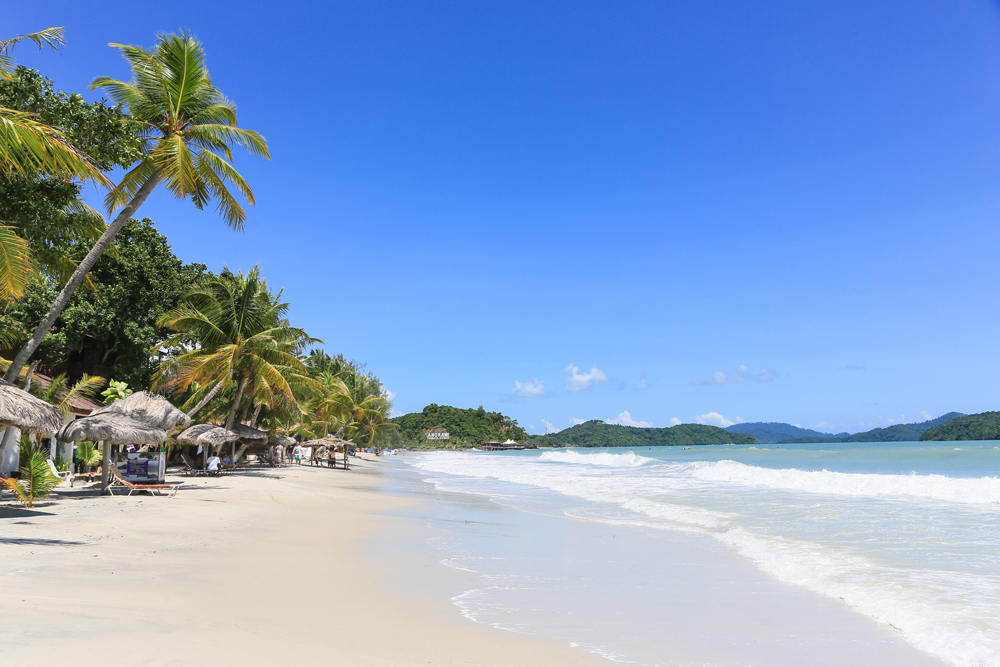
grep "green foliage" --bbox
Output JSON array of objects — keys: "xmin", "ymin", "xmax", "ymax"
[
  {"xmin": 0, "ymin": 218, "xmax": 208, "ymax": 387},
  {"xmin": 0, "ymin": 67, "xmax": 141, "ymax": 283},
  {"xmin": 726, "ymin": 422, "xmax": 848, "ymax": 444},
  {"xmin": 920, "ymin": 412, "xmax": 1000, "ymax": 441},
  {"xmin": 3, "ymin": 436, "xmax": 60, "ymax": 507},
  {"xmin": 389, "ymin": 404, "xmax": 530, "ymax": 449},
  {"xmin": 778, "ymin": 413, "xmax": 965, "ymax": 444},
  {"xmin": 53, "ymin": 456, "xmax": 69, "ymax": 472},
  {"xmin": 76, "ymin": 441, "xmax": 101, "ymax": 469},
  {"xmin": 101, "ymin": 379, "xmax": 133, "ymax": 404},
  {"xmin": 532, "ymin": 420, "xmax": 757, "ymax": 447}
]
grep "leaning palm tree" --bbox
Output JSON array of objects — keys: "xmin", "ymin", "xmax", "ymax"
[
  {"xmin": 153, "ymin": 266, "xmax": 320, "ymax": 430},
  {"xmin": 3, "ymin": 31, "xmax": 269, "ymax": 384},
  {"xmin": 0, "ymin": 26, "xmax": 111, "ymax": 301}
]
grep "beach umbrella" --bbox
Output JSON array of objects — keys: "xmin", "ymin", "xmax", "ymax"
[
  {"xmin": 230, "ymin": 423, "xmax": 267, "ymax": 444},
  {"xmin": 175, "ymin": 423, "xmax": 239, "ymax": 446},
  {"xmin": 270, "ymin": 434, "xmax": 296, "ymax": 447},
  {"xmin": 94, "ymin": 391, "xmax": 191, "ymax": 431},
  {"xmin": 58, "ymin": 412, "xmax": 167, "ymax": 494},
  {"xmin": 0, "ymin": 378, "xmax": 63, "ymax": 434}
]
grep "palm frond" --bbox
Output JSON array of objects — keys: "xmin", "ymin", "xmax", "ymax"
[{"xmin": 0, "ymin": 223, "xmax": 33, "ymax": 300}]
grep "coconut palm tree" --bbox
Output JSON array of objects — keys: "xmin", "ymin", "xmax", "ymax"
[
  {"xmin": 0, "ymin": 26, "xmax": 111, "ymax": 301},
  {"xmin": 153, "ymin": 266, "xmax": 320, "ymax": 430},
  {"xmin": 3, "ymin": 31, "xmax": 269, "ymax": 384}
]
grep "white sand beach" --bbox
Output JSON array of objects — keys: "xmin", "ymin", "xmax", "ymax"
[{"xmin": 0, "ymin": 457, "xmax": 946, "ymax": 666}]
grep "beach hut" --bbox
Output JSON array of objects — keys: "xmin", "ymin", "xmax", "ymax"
[
  {"xmin": 0, "ymin": 378, "xmax": 65, "ymax": 474},
  {"xmin": 0, "ymin": 378, "xmax": 63, "ymax": 433},
  {"xmin": 94, "ymin": 391, "xmax": 191, "ymax": 431},
  {"xmin": 58, "ymin": 413, "xmax": 167, "ymax": 493},
  {"xmin": 175, "ymin": 424, "xmax": 240, "ymax": 467}
]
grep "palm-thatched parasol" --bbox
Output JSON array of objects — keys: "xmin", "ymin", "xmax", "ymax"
[
  {"xmin": 270, "ymin": 434, "xmax": 296, "ymax": 447},
  {"xmin": 95, "ymin": 391, "xmax": 191, "ymax": 431},
  {"xmin": 58, "ymin": 412, "xmax": 168, "ymax": 494},
  {"xmin": 58, "ymin": 413, "xmax": 167, "ymax": 446},
  {"xmin": 0, "ymin": 378, "xmax": 63, "ymax": 434},
  {"xmin": 175, "ymin": 423, "xmax": 239, "ymax": 446},
  {"xmin": 230, "ymin": 423, "xmax": 267, "ymax": 444}
]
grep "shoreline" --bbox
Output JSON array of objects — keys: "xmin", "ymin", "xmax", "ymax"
[
  {"xmin": 0, "ymin": 457, "xmax": 604, "ymax": 666},
  {"xmin": 1, "ymin": 455, "xmax": 949, "ymax": 666}
]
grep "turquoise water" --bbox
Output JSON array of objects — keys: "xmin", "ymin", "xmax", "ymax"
[{"xmin": 409, "ymin": 442, "xmax": 1000, "ymax": 666}]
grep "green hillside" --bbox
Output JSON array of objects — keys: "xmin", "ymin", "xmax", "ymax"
[
  {"xmin": 388, "ymin": 404, "xmax": 529, "ymax": 449},
  {"xmin": 921, "ymin": 412, "xmax": 1000, "ymax": 441},
  {"xmin": 532, "ymin": 420, "xmax": 756, "ymax": 447},
  {"xmin": 726, "ymin": 422, "xmax": 847, "ymax": 443},
  {"xmin": 778, "ymin": 412, "xmax": 965, "ymax": 444}
]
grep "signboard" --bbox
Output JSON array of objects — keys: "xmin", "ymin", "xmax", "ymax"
[
  {"xmin": 117, "ymin": 452, "xmax": 165, "ymax": 483},
  {"xmin": 426, "ymin": 431, "xmax": 450, "ymax": 441}
]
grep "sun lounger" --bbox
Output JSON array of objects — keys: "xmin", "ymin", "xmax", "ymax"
[
  {"xmin": 181, "ymin": 453, "xmax": 214, "ymax": 476},
  {"xmin": 46, "ymin": 459, "xmax": 75, "ymax": 487},
  {"xmin": 109, "ymin": 464, "xmax": 173, "ymax": 496}
]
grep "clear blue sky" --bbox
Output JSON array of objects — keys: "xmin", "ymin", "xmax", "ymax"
[{"xmin": 8, "ymin": 0, "xmax": 1000, "ymax": 434}]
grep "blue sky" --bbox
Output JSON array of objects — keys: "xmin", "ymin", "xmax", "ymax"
[{"xmin": 8, "ymin": 1, "xmax": 1000, "ymax": 434}]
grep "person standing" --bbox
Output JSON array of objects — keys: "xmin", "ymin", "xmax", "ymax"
[
  {"xmin": 293, "ymin": 443, "xmax": 303, "ymax": 465},
  {"xmin": 274, "ymin": 443, "xmax": 284, "ymax": 467}
]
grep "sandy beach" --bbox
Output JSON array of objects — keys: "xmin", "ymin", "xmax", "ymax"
[
  {"xmin": 0, "ymin": 455, "xmax": 948, "ymax": 666},
  {"xmin": 0, "ymin": 458, "xmax": 603, "ymax": 666}
]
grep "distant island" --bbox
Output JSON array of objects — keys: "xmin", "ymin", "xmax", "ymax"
[
  {"xmin": 725, "ymin": 422, "xmax": 848, "ymax": 444},
  {"xmin": 389, "ymin": 404, "xmax": 531, "ymax": 449},
  {"xmin": 531, "ymin": 420, "xmax": 756, "ymax": 447},
  {"xmin": 775, "ymin": 412, "xmax": 965, "ymax": 444},
  {"xmin": 920, "ymin": 412, "xmax": 1000, "ymax": 441}
]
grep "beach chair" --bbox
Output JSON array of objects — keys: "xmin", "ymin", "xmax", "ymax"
[
  {"xmin": 46, "ymin": 459, "xmax": 74, "ymax": 487},
  {"xmin": 181, "ymin": 453, "xmax": 212, "ymax": 476},
  {"xmin": 108, "ymin": 464, "xmax": 173, "ymax": 496}
]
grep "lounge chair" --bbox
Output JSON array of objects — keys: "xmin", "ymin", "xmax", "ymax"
[
  {"xmin": 180, "ymin": 454, "xmax": 214, "ymax": 476},
  {"xmin": 46, "ymin": 459, "xmax": 74, "ymax": 487},
  {"xmin": 109, "ymin": 464, "xmax": 173, "ymax": 496}
]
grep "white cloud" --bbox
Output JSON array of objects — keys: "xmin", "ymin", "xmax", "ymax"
[
  {"xmin": 564, "ymin": 363, "xmax": 607, "ymax": 391},
  {"xmin": 735, "ymin": 416, "xmax": 745, "ymax": 423},
  {"xmin": 607, "ymin": 411, "xmax": 653, "ymax": 428},
  {"xmin": 540, "ymin": 419, "xmax": 559, "ymax": 434},
  {"xmin": 920, "ymin": 411, "xmax": 932, "ymax": 421},
  {"xmin": 635, "ymin": 375, "xmax": 651, "ymax": 390},
  {"xmin": 570, "ymin": 417, "xmax": 587, "ymax": 425},
  {"xmin": 669, "ymin": 417, "xmax": 682, "ymax": 426},
  {"xmin": 696, "ymin": 411, "xmax": 735, "ymax": 427},
  {"xmin": 695, "ymin": 365, "xmax": 778, "ymax": 386},
  {"xmin": 512, "ymin": 378, "xmax": 549, "ymax": 398}
]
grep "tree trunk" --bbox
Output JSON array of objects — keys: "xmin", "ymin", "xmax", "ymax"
[
  {"xmin": 187, "ymin": 380, "xmax": 223, "ymax": 418},
  {"xmin": 250, "ymin": 403, "xmax": 263, "ymax": 428},
  {"xmin": 2, "ymin": 172, "xmax": 162, "ymax": 384},
  {"xmin": 100, "ymin": 440, "xmax": 110, "ymax": 494},
  {"xmin": 225, "ymin": 374, "xmax": 247, "ymax": 431}
]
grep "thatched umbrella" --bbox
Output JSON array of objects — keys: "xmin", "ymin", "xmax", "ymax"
[
  {"xmin": 300, "ymin": 437, "xmax": 353, "ymax": 469},
  {"xmin": 58, "ymin": 413, "xmax": 167, "ymax": 493},
  {"xmin": 95, "ymin": 391, "xmax": 191, "ymax": 431},
  {"xmin": 175, "ymin": 423, "xmax": 240, "ymax": 467},
  {"xmin": 270, "ymin": 434, "xmax": 296, "ymax": 448},
  {"xmin": 0, "ymin": 378, "xmax": 62, "ymax": 434},
  {"xmin": 230, "ymin": 423, "xmax": 267, "ymax": 444}
]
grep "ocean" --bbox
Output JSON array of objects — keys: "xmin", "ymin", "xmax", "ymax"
[{"xmin": 397, "ymin": 442, "xmax": 1000, "ymax": 667}]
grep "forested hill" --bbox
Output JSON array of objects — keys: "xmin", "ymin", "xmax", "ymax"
[
  {"xmin": 388, "ymin": 404, "xmax": 529, "ymax": 448},
  {"xmin": 921, "ymin": 412, "xmax": 1000, "ymax": 441},
  {"xmin": 778, "ymin": 412, "xmax": 965, "ymax": 444},
  {"xmin": 725, "ymin": 422, "xmax": 847, "ymax": 444},
  {"xmin": 532, "ymin": 420, "xmax": 757, "ymax": 447}
]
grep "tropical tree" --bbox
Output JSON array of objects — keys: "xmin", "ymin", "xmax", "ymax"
[
  {"xmin": 3, "ymin": 31, "xmax": 269, "ymax": 384},
  {"xmin": 0, "ymin": 27, "xmax": 111, "ymax": 301},
  {"xmin": 30, "ymin": 372, "xmax": 105, "ymax": 419},
  {"xmin": 153, "ymin": 266, "xmax": 319, "ymax": 430}
]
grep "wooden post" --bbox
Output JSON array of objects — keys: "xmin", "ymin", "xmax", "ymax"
[{"xmin": 100, "ymin": 440, "xmax": 111, "ymax": 494}]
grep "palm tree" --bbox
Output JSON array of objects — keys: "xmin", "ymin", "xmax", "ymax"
[
  {"xmin": 0, "ymin": 26, "xmax": 111, "ymax": 301},
  {"xmin": 3, "ymin": 31, "xmax": 269, "ymax": 384},
  {"xmin": 153, "ymin": 266, "xmax": 320, "ymax": 430},
  {"xmin": 31, "ymin": 373, "xmax": 106, "ymax": 419}
]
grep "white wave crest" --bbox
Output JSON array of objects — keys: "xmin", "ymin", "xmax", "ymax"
[
  {"xmin": 538, "ymin": 450, "xmax": 656, "ymax": 467},
  {"xmin": 692, "ymin": 460, "xmax": 1000, "ymax": 504}
]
